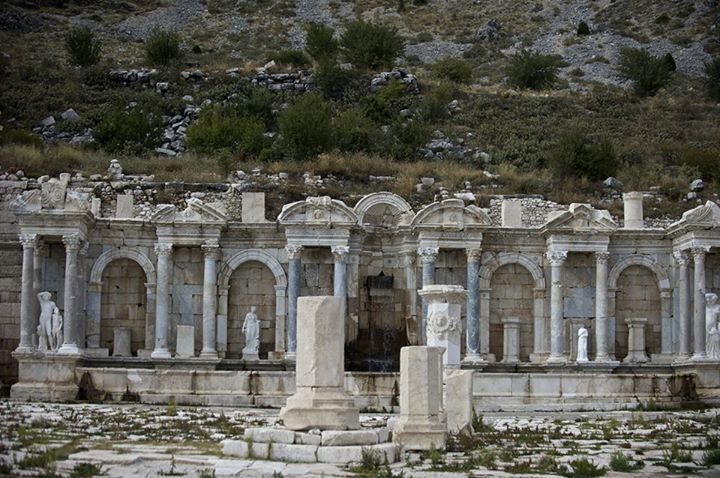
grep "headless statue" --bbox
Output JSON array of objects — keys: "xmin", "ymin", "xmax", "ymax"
[
  {"xmin": 576, "ymin": 326, "xmax": 589, "ymax": 363},
  {"xmin": 242, "ymin": 306, "xmax": 260, "ymax": 359}
]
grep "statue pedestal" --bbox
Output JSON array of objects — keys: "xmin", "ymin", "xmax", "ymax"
[
  {"xmin": 10, "ymin": 351, "xmax": 80, "ymax": 402},
  {"xmin": 419, "ymin": 285, "xmax": 467, "ymax": 368},
  {"xmin": 624, "ymin": 317, "xmax": 648, "ymax": 363}
]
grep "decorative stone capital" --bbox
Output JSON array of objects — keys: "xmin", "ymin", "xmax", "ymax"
[
  {"xmin": 331, "ymin": 245, "xmax": 350, "ymax": 262},
  {"xmin": 545, "ymin": 250, "xmax": 568, "ymax": 266},
  {"xmin": 201, "ymin": 240, "xmax": 221, "ymax": 260},
  {"xmin": 417, "ymin": 246, "xmax": 439, "ymax": 264},
  {"xmin": 78, "ymin": 240, "xmax": 90, "ymax": 257},
  {"xmin": 154, "ymin": 242, "xmax": 173, "ymax": 258},
  {"xmin": 19, "ymin": 233, "xmax": 38, "ymax": 249},
  {"xmin": 595, "ymin": 251, "xmax": 610, "ymax": 264},
  {"xmin": 691, "ymin": 246, "xmax": 710, "ymax": 263},
  {"xmin": 285, "ymin": 244, "xmax": 304, "ymax": 260},
  {"xmin": 62, "ymin": 233, "xmax": 82, "ymax": 252},
  {"xmin": 466, "ymin": 249, "xmax": 482, "ymax": 263},
  {"xmin": 673, "ymin": 250, "xmax": 690, "ymax": 267}
]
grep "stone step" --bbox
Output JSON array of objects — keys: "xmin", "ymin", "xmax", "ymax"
[{"xmin": 222, "ymin": 439, "xmax": 399, "ymax": 464}]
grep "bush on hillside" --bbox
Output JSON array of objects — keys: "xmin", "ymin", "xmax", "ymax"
[
  {"xmin": 305, "ymin": 23, "xmax": 339, "ymax": 62},
  {"xmin": 65, "ymin": 27, "xmax": 102, "ymax": 67},
  {"xmin": 546, "ymin": 131, "xmax": 618, "ymax": 180},
  {"xmin": 340, "ymin": 20, "xmax": 405, "ymax": 70},
  {"xmin": 663, "ymin": 53, "xmax": 677, "ymax": 72},
  {"xmin": 390, "ymin": 119, "xmax": 431, "ymax": 160},
  {"xmin": 577, "ymin": 21, "xmax": 591, "ymax": 35},
  {"xmin": 186, "ymin": 105, "xmax": 267, "ymax": 156},
  {"xmin": 94, "ymin": 104, "xmax": 163, "ymax": 153},
  {"xmin": 145, "ymin": 29, "xmax": 182, "ymax": 66},
  {"xmin": 617, "ymin": 48, "xmax": 673, "ymax": 96},
  {"xmin": 506, "ymin": 50, "xmax": 563, "ymax": 90},
  {"xmin": 232, "ymin": 87, "xmax": 276, "ymax": 128},
  {"xmin": 335, "ymin": 107, "xmax": 378, "ymax": 152},
  {"xmin": 432, "ymin": 57, "xmax": 473, "ymax": 84},
  {"xmin": 704, "ymin": 57, "xmax": 720, "ymax": 101},
  {"xmin": 360, "ymin": 78, "xmax": 409, "ymax": 122},
  {"xmin": 315, "ymin": 60, "xmax": 356, "ymax": 100},
  {"xmin": 267, "ymin": 49, "xmax": 311, "ymax": 67},
  {"xmin": 278, "ymin": 93, "xmax": 334, "ymax": 159},
  {"xmin": 417, "ymin": 83, "xmax": 455, "ymax": 122}
]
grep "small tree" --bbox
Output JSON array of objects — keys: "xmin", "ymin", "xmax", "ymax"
[
  {"xmin": 577, "ymin": 21, "xmax": 591, "ymax": 35},
  {"xmin": 94, "ymin": 104, "xmax": 163, "ymax": 153},
  {"xmin": 278, "ymin": 93, "xmax": 334, "ymax": 159},
  {"xmin": 705, "ymin": 57, "xmax": 720, "ymax": 102},
  {"xmin": 617, "ymin": 48, "xmax": 673, "ymax": 96},
  {"xmin": 547, "ymin": 131, "xmax": 618, "ymax": 180},
  {"xmin": 305, "ymin": 23, "xmax": 339, "ymax": 62},
  {"xmin": 145, "ymin": 29, "xmax": 182, "ymax": 66},
  {"xmin": 506, "ymin": 50, "xmax": 563, "ymax": 90},
  {"xmin": 340, "ymin": 20, "xmax": 405, "ymax": 70},
  {"xmin": 65, "ymin": 27, "xmax": 102, "ymax": 67},
  {"xmin": 432, "ymin": 57, "xmax": 473, "ymax": 84},
  {"xmin": 186, "ymin": 105, "xmax": 266, "ymax": 155}
]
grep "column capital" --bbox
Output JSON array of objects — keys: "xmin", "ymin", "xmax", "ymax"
[
  {"xmin": 595, "ymin": 251, "xmax": 610, "ymax": 264},
  {"xmin": 546, "ymin": 250, "xmax": 568, "ymax": 266},
  {"xmin": 417, "ymin": 246, "xmax": 439, "ymax": 264},
  {"xmin": 154, "ymin": 242, "xmax": 173, "ymax": 258},
  {"xmin": 286, "ymin": 244, "xmax": 304, "ymax": 260},
  {"xmin": 691, "ymin": 246, "xmax": 710, "ymax": 262},
  {"xmin": 466, "ymin": 248, "xmax": 482, "ymax": 262},
  {"xmin": 79, "ymin": 240, "xmax": 90, "ymax": 257},
  {"xmin": 201, "ymin": 240, "xmax": 221, "ymax": 260},
  {"xmin": 62, "ymin": 233, "xmax": 82, "ymax": 252},
  {"xmin": 331, "ymin": 245, "xmax": 350, "ymax": 262},
  {"xmin": 19, "ymin": 233, "xmax": 38, "ymax": 249},
  {"xmin": 673, "ymin": 250, "xmax": 690, "ymax": 266}
]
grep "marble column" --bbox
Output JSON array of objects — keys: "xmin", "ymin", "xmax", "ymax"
[
  {"xmin": 32, "ymin": 240, "xmax": 44, "ymax": 348},
  {"xmin": 151, "ymin": 243, "xmax": 173, "ymax": 359},
  {"xmin": 546, "ymin": 250, "xmax": 568, "ymax": 364},
  {"xmin": 17, "ymin": 233, "xmax": 38, "ymax": 353},
  {"xmin": 286, "ymin": 244, "xmax": 303, "ymax": 358},
  {"xmin": 200, "ymin": 240, "xmax": 220, "ymax": 358},
  {"xmin": 691, "ymin": 246, "xmax": 709, "ymax": 360},
  {"xmin": 332, "ymin": 245, "xmax": 349, "ymax": 299},
  {"xmin": 674, "ymin": 250, "xmax": 691, "ymax": 358},
  {"xmin": 58, "ymin": 233, "xmax": 82, "ymax": 354},
  {"xmin": 86, "ymin": 282, "xmax": 102, "ymax": 349},
  {"xmin": 418, "ymin": 246, "xmax": 439, "ymax": 343},
  {"xmin": 465, "ymin": 249, "xmax": 482, "ymax": 360},
  {"xmin": 594, "ymin": 251, "xmax": 611, "ymax": 361}
]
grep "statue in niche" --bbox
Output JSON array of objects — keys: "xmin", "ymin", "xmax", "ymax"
[
  {"xmin": 37, "ymin": 292, "xmax": 62, "ymax": 352},
  {"xmin": 707, "ymin": 293, "xmax": 720, "ymax": 359},
  {"xmin": 576, "ymin": 326, "xmax": 589, "ymax": 363},
  {"xmin": 242, "ymin": 306, "xmax": 260, "ymax": 359},
  {"xmin": 709, "ymin": 325, "xmax": 720, "ymax": 360}
]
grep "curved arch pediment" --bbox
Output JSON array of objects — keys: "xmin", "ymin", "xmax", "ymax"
[
  {"xmin": 608, "ymin": 255, "xmax": 670, "ymax": 291},
  {"xmin": 277, "ymin": 196, "xmax": 357, "ymax": 227},
  {"xmin": 353, "ymin": 192, "xmax": 413, "ymax": 230},
  {"xmin": 478, "ymin": 252, "xmax": 546, "ymax": 290},
  {"xmin": 411, "ymin": 199, "xmax": 490, "ymax": 230},
  {"xmin": 219, "ymin": 249, "xmax": 287, "ymax": 288},
  {"xmin": 89, "ymin": 247, "xmax": 156, "ymax": 285}
]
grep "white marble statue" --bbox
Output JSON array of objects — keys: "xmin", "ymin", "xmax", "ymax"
[
  {"xmin": 707, "ymin": 293, "xmax": 720, "ymax": 358},
  {"xmin": 709, "ymin": 325, "xmax": 720, "ymax": 360},
  {"xmin": 576, "ymin": 326, "xmax": 589, "ymax": 363},
  {"xmin": 242, "ymin": 306, "xmax": 260, "ymax": 358},
  {"xmin": 37, "ymin": 291, "xmax": 62, "ymax": 352}
]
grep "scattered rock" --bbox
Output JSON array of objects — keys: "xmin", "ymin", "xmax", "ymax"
[
  {"xmin": 40, "ymin": 116, "xmax": 56, "ymax": 127},
  {"xmin": 60, "ymin": 109, "xmax": 80, "ymax": 122},
  {"xmin": 603, "ymin": 177, "xmax": 624, "ymax": 190},
  {"xmin": 690, "ymin": 179, "xmax": 705, "ymax": 192},
  {"xmin": 476, "ymin": 19, "xmax": 502, "ymax": 42},
  {"xmin": 370, "ymin": 70, "xmax": 420, "ymax": 95}
]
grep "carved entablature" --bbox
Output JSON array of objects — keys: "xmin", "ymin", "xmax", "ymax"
[
  {"xmin": 674, "ymin": 201, "xmax": 720, "ymax": 229},
  {"xmin": 542, "ymin": 203, "xmax": 617, "ymax": 234},
  {"xmin": 411, "ymin": 199, "xmax": 491, "ymax": 231},
  {"xmin": 353, "ymin": 192, "xmax": 414, "ymax": 231},
  {"xmin": 11, "ymin": 175, "xmax": 90, "ymax": 214},
  {"xmin": 277, "ymin": 196, "xmax": 357, "ymax": 228},
  {"xmin": 149, "ymin": 198, "xmax": 228, "ymax": 224}
]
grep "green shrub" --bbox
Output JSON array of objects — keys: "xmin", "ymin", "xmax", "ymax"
[
  {"xmin": 69, "ymin": 462, "xmax": 103, "ymax": 478},
  {"xmin": 186, "ymin": 105, "xmax": 267, "ymax": 156},
  {"xmin": 232, "ymin": 88, "xmax": 276, "ymax": 128},
  {"xmin": 0, "ymin": 129, "xmax": 44, "ymax": 148},
  {"xmin": 417, "ymin": 83, "xmax": 455, "ymax": 122},
  {"xmin": 432, "ymin": 57, "xmax": 473, "ymax": 84},
  {"xmin": 278, "ymin": 93, "xmax": 334, "ymax": 159},
  {"xmin": 145, "ymin": 29, "xmax": 182, "ymax": 66},
  {"xmin": 506, "ymin": 50, "xmax": 563, "ymax": 90},
  {"xmin": 704, "ymin": 57, "xmax": 720, "ymax": 101},
  {"xmin": 65, "ymin": 27, "xmax": 101, "ymax": 67},
  {"xmin": 360, "ymin": 77, "xmax": 409, "ymax": 122},
  {"xmin": 94, "ymin": 104, "xmax": 163, "ymax": 153},
  {"xmin": 663, "ymin": 53, "xmax": 677, "ymax": 72},
  {"xmin": 577, "ymin": 21, "xmax": 590, "ymax": 35},
  {"xmin": 617, "ymin": 48, "xmax": 673, "ymax": 96},
  {"xmin": 267, "ymin": 49, "xmax": 311, "ymax": 67},
  {"xmin": 547, "ymin": 131, "xmax": 618, "ymax": 180},
  {"xmin": 335, "ymin": 107, "xmax": 378, "ymax": 152},
  {"xmin": 563, "ymin": 457, "xmax": 606, "ymax": 477},
  {"xmin": 305, "ymin": 23, "xmax": 339, "ymax": 62},
  {"xmin": 340, "ymin": 20, "xmax": 405, "ymax": 70},
  {"xmin": 609, "ymin": 452, "xmax": 643, "ymax": 472},
  {"xmin": 655, "ymin": 13, "xmax": 671, "ymax": 24},
  {"xmin": 389, "ymin": 119, "xmax": 431, "ymax": 160},
  {"xmin": 703, "ymin": 448, "xmax": 720, "ymax": 466},
  {"xmin": 315, "ymin": 60, "xmax": 356, "ymax": 100}
]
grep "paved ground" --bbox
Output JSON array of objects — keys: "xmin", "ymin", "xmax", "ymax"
[{"xmin": 1, "ymin": 400, "xmax": 720, "ymax": 477}]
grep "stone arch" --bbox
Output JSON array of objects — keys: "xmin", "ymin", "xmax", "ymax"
[
  {"xmin": 608, "ymin": 255, "xmax": 670, "ymax": 292},
  {"xmin": 219, "ymin": 250, "xmax": 287, "ymax": 289},
  {"xmin": 89, "ymin": 247, "xmax": 156, "ymax": 285},
  {"xmin": 353, "ymin": 192, "xmax": 413, "ymax": 226},
  {"xmin": 477, "ymin": 252, "xmax": 547, "ymax": 362}
]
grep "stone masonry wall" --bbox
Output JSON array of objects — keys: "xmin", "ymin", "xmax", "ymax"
[
  {"xmin": 171, "ymin": 247, "xmax": 204, "ymax": 353},
  {"xmin": 100, "ymin": 259, "xmax": 147, "ymax": 355},
  {"xmin": 615, "ymin": 265, "xmax": 661, "ymax": 360},
  {"xmin": 489, "ymin": 263, "xmax": 534, "ymax": 361},
  {"xmin": 0, "ymin": 244, "xmax": 21, "ymax": 385}
]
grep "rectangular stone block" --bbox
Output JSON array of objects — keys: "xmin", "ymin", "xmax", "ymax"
[
  {"xmin": 242, "ymin": 192, "xmax": 267, "ymax": 223},
  {"xmin": 115, "ymin": 193, "xmax": 134, "ymax": 218},
  {"xmin": 176, "ymin": 325, "xmax": 195, "ymax": 358},
  {"xmin": 295, "ymin": 432, "xmax": 321, "ymax": 445},
  {"xmin": 321, "ymin": 430, "xmax": 378, "ymax": 446},
  {"xmin": 268, "ymin": 443, "xmax": 318, "ymax": 463},
  {"xmin": 244, "ymin": 427, "xmax": 296, "ymax": 444},
  {"xmin": 112, "ymin": 327, "xmax": 132, "ymax": 357},
  {"xmin": 445, "ymin": 370, "xmax": 474, "ymax": 434},
  {"xmin": 296, "ymin": 296, "xmax": 345, "ymax": 388},
  {"xmin": 316, "ymin": 443, "xmax": 398, "ymax": 464}
]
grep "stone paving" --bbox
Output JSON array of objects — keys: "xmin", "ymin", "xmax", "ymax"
[{"xmin": 1, "ymin": 400, "xmax": 720, "ymax": 477}]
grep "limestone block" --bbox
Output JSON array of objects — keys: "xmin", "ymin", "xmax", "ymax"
[
  {"xmin": 501, "ymin": 199, "xmax": 522, "ymax": 227},
  {"xmin": 445, "ymin": 370, "xmax": 474, "ymax": 435},
  {"xmin": 321, "ymin": 430, "xmax": 378, "ymax": 446},
  {"xmin": 176, "ymin": 325, "xmax": 195, "ymax": 358},
  {"xmin": 269, "ymin": 443, "xmax": 318, "ymax": 463},
  {"xmin": 295, "ymin": 432, "xmax": 321, "ymax": 445},
  {"xmin": 112, "ymin": 327, "xmax": 132, "ymax": 357},
  {"xmin": 242, "ymin": 192, "xmax": 267, "ymax": 223},
  {"xmin": 316, "ymin": 443, "xmax": 398, "ymax": 464},
  {"xmin": 244, "ymin": 427, "xmax": 295, "ymax": 444},
  {"xmin": 419, "ymin": 285, "xmax": 467, "ymax": 367},
  {"xmin": 222, "ymin": 439, "xmax": 270, "ymax": 459},
  {"xmin": 115, "ymin": 193, "xmax": 134, "ymax": 218}
]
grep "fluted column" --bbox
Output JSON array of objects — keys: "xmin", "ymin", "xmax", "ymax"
[
  {"xmin": 32, "ymin": 240, "xmax": 44, "ymax": 347},
  {"xmin": 151, "ymin": 243, "xmax": 173, "ymax": 359},
  {"xmin": 674, "ymin": 250, "xmax": 691, "ymax": 359},
  {"xmin": 546, "ymin": 250, "xmax": 568, "ymax": 364},
  {"xmin": 16, "ymin": 233, "xmax": 38, "ymax": 353},
  {"xmin": 286, "ymin": 244, "xmax": 303, "ymax": 358},
  {"xmin": 58, "ymin": 233, "xmax": 82, "ymax": 354},
  {"xmin": 418, "ymin": 246, "xmax": 439, "ymax": 344},
  {"xmin": 332, "ymin": 245, "xmax": 349, "ymax": 299},
  {"xmin": 200, "ymin": 240, "xmax": 220, "ymax": 358},
  {"xmin": 691, "ymin": 246, "xmax": 709, "ymax": 360},
  {"xmin": 594, "ymin": 251, "xmax": 611, "ymax": 361},
  {"xmin": 465, "ymin": 249, "xmax": 482, "ymax": 360}
]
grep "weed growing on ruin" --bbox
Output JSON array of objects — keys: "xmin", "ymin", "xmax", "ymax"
[
  {"xmin": 609, "ymin": 451, "xmax": 644, "ymax": 472},
  {"xmin": 562, "ymin": 457, "xmax": 606, "ymax": 477},
  {"xmin": 69, "ymin": 462, "xmax": 103, "ymax": 478}
]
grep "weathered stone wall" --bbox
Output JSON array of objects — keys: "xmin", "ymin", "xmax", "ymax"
[
  {"xmin": 615, "ymin": 265, "xmax": 661, "ymax": 360},
  {"xmin": 100, "ymin": 259, "xmax": 147, "ymax": 354},
  {"xmin": 170, "ymin": 247, "xmax": 204, "ymax": 353},
  {"xmin": 300, "ymin": 248, "xmax": 334, "ymax": 297},
  {"xmin": 489, "ymin": 264, "xmax": 534, "ymax": 361},
  {"xmin": 0, "ymin": 243, "xmax": 21, "ymax": 384}
]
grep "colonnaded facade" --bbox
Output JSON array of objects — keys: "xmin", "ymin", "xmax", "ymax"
[{"xmin": 1, "ymin": 173, "xmax": 720, "ymax": 409}]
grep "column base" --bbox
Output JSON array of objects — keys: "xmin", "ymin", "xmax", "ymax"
[
  {"xmin": 393, "ymin": 420, "xmax": 447, "ymax": 451},
  {"xmin": 14, "ymin": 345, "xmax": 36, "ymax": 354},
  {"xmin": 150, "ymin": 348, "xmax": 172, "ymax": 359},
  {"xmin": 284, "ymin": 352, "xmax": 297, "ymax": 362},
  {"xmin": 691, "ymin": 353, "xmax": 708, "ymax": 362},
  {"xmin": 529, "ymin": 353, "xmax": 549, "ymax": 363},
  {"xmin": 279, "ymin": 387, "xmax": 360, "ymax": 431},
  {"xmin": 650, "ymin": 353, "xmax": 674, "ymax": 363},
  {"xmin": 57, "ymin": 343, "xmax": 81, "ymax": 355},
  {"xmin": 545, "ymin": 355, "xmax": 567, "ymax": 365},
  {"xmin": 461, "ymin": 354, "xmax": 487, "ymax": 365},
  {"xmin": 199, "ymin": 349, "xmax": 219, "ymax": 359}
]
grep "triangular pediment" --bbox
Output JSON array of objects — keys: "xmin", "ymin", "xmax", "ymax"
[
  {"xmin": 149, "ymin": 199, "xmax": 227, "ymax": 223},
  {"xmin": 544, "ymin": 203, "xmax": 616, "ymax": 232}
]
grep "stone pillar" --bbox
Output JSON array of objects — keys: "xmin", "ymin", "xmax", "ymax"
[
  {"xmin": 675, "ymin": 251, "xmax": 691, "ymax": 358},
  {"xmin": 285, "ymin": 244, "xmax": 303, "ymax": 359},
  {"xmin": 279, "ymin": 296, "xmax": 359, "ymax": 430},
  {"xmin": 623, "ymin": 191, "xmax": 644, "ymax": 229},
  {"xmin": 86, "ymin": 282, "xmax": 102, "ymax": 349},
  {"xmin": 144, "ymin": 283, "xmax": 156, "ymax": 352},
  {"xmin": 200, "ymin": 241, "xmax": 220, "ymax": 358},
  {"xmin": 393, "ymin": 346, "xmax": 446, "ymax": 450},
  {"xmin": 465, "ymin": 249, "xmax": 482, "ymax": 361},
  {"xmin": 216, "ymin": 286, "xmax": 229, "ymax": 358},
  {"xmin": 32, "ymin": 240, "xmax": 44, "ymax": 347},
  {"xmin": 501, "ymin": 316, "xmax": 521, "ymax": 363},
  {"xmin": 332, "ymin": 245, "xmax": 349, "ymax": 299},
  {"xmin": 594, "ymin": 251, "xmax": 612, "ymax": 361},
  {"xmin": 418, "ymin": 246, "xmax": 439, "ymax": 343},
  {"xmin": 418, "ymin": 284, "xmax": 467, "ymax": 368},
  {"xmin": 151, "ymin": 243, "xmax": 173, "ymax": 359},
  {"xmin": 692, "ymin": 246, "xmax": 709, "ymax": 360},
  {"xmin": 58, "ymin": 233, "xmax": 82, "ymax": 355},
  {"xmin": 546, "ymin": 250, "xmax": 568, "ymax": 364},
  {"xmin": 17, "ymin": 234, "xmax": 38, "ymax": 353},
  {"xmin": 624, "ymin": 317, "xmax": 648, "ymax": 363}
]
